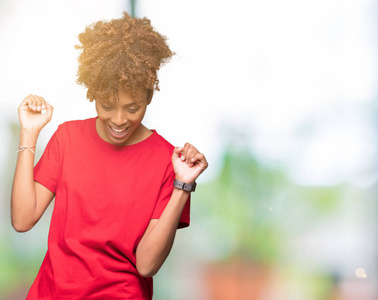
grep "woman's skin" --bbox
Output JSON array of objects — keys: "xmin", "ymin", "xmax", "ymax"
[
  {"xmin": 11, "ymin": 92, "xmax": 208, "ymax": 277},
  {"xmin": 95, "ymin": 89, "xmax": 152, "ymax": 146},
  {"xmin": 12, "ymin": 95, "xmax": 54, "ymax": 232}
]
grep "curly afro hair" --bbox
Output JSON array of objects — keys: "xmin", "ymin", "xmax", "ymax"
[{"xmin": 75, "ymin": 12, "xmax": 174, "ymax": 102}]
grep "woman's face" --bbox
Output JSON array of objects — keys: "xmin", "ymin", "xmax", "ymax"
[{"xmin": 95, "ymin": 89, "xmax": 150, "ymax": 145}]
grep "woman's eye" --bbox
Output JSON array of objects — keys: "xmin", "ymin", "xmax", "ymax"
[
  {"xmin": 102, "ymin": 106, "xmax": 112, "ymax": 111},
  {"xmin": 128, "ymin": 107, "xmax": 140, "ymax": 113}
]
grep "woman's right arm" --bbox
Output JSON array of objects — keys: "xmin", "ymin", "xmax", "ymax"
[{"xmin": 11, "ymin": 95, "xmax": 54, "ymax": 232}]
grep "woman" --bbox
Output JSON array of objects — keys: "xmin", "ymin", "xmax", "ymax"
[{"xmin": 11, "ymin": 12, "xmax": 208, "ymax": 299}]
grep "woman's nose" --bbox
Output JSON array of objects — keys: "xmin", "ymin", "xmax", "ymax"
[{"xmin": 111, "ymin": 110, "xmax": 127, "ymax": 126}]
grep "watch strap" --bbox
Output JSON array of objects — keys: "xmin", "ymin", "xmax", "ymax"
[{"xmin": 173, "ymin": 179, "xmax": 196, "ymax": 192}]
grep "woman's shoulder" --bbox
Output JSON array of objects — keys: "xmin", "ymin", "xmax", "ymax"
[
  {"xmin": 152, "ymin": 131, "xmax": 175, "ymax": 152},
  {"xmin": 58, "ymin": 117, "xmax": 95, "ymax": 129},
  {"xmin": 56, "ymin": 118, "xmax": 95, "ymax": 133},
  {"xmin": 52, "ymin": 118, "xmax": 96, "ymax": 143}
]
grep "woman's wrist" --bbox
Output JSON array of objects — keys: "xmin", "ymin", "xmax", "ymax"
[
  {"xmin": 174, "ymin": 176, "xmax": 195, "ymax": 185},
  {"xmin": 19, "ymin": 129, "xmax": 40, "ymax": 146},
  {"xmin": 173, "ymin": 179, "xmax": 196, "ymax": 192}
]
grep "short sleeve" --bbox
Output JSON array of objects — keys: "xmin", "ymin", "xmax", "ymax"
[
  {"xmin": 151, "ymin": 164, "xmax": 190, "ymax": 229},
  {"xmin": 34, "ymin": 127, "xmax": 61, "ymax": 194}
]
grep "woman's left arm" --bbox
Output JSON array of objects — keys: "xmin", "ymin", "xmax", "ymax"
[{"xmin": 135, "ymin": 143, "xmax": 208, "ymax": 277}]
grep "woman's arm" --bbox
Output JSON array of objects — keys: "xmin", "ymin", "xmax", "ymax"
[
  {"xmin": 135, "ymin": 144, "xmax": 208, "ymax": 277},
  {"xmin": 11, "ymin": 95, "xmax": 54, "ymax": 232}
]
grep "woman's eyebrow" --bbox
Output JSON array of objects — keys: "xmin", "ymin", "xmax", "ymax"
[{"xmin": 125, "ymin": 100, "xmax": 143, "ymax": 106}]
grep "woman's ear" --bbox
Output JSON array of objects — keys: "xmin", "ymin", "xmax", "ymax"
[{"xmin": 147, "ymin": 89, "xmax": 153, "ymax": 105}]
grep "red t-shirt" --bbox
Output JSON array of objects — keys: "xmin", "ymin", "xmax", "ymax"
[{"xmin": 27, "ymin": 118, "xmax": 190, "ymax": 300}]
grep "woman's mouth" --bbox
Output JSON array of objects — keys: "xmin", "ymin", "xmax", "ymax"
[{"xmin": 108, "ymin": 125, "xmax": 129, "ymax": 139}]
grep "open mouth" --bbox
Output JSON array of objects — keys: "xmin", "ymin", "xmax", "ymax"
[{"xmin": 108, "ymin": 125, "xmax": 129, "ymax": 138}]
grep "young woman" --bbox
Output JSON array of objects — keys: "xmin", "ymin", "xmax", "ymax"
[{"xmin": 11, "ymin": 12, "xmax": 208, "ymax": 299}]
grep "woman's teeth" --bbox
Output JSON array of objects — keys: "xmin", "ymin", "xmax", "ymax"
[{"xmin": 110, "ymin": 126, "xmax": 127, "ymax": 135}]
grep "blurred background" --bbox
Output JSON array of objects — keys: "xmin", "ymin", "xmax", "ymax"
[{"xmin": 1, "ymin": 0, "xmax": 377, "ymax": 299}]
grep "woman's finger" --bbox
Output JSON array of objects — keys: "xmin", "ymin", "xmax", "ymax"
[
  {"xmin": 32, "ymin": 95, "xmax": 45, "ymax": 111},
  {"xmin": 25, "ymin": 95, "xmax": 37, "ymax": 111},
  {"xmin": 29, "ymin": 95, "xmax": 40, "ymax": 111},
  {"xmin": 35, "ymin": 96, "xmax": 45, "ymax": 111},
  {"xmin": 180, "ymin": 143, "xmax": 190, "ymax": 161},
  {"xmin": 172, "ymin": 146, "xmax": 184, "ymax": 159},
  {"xmin": 186, "ymin": 145, "xmax": 198, "ymax": 163},
  {"xmin": 22, "ymin": 95, "xmax": 47, "ymax": 112},
  {"xmin": 44, "ymin": 101, "xmax": 54, "ymax": 119},
  {"xmin": 183, "ymin": 143, "xmax": 195, "ymax": 158}
]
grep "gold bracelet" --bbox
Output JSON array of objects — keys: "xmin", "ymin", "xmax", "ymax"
[{"xmin": 17, "ymin": 145, "xmax": 36, "ymax": 154}]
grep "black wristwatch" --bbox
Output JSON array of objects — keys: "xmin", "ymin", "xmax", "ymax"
[{"xmin": 173, "ymin": 179, "xmax": 196, "ymax": 192}]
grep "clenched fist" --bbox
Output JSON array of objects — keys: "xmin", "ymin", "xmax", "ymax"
[
  {"xmin": 18, "ymin": 95, "xmax": 53, "ymax": 132},
  {"xmin": 172, "ymin": 143, "xmax": 208, "ymax": 184}
]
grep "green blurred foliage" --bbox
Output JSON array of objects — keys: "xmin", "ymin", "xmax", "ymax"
[
  {"xmin": 0, "ymin": 233, "xmax": 41, "ymax": 299},
  {"xmin": 195, "ymin": 146, "xmax": 343, "ymax": 266}
]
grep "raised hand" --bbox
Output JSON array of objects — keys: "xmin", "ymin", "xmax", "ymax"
[
  {"xmin": 18, "ymin": 95, "xmax": 53, "ymax": 132},
  {"xmin": 172, "ymin": 143, "xmax": 208, "ymax": 184}
]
